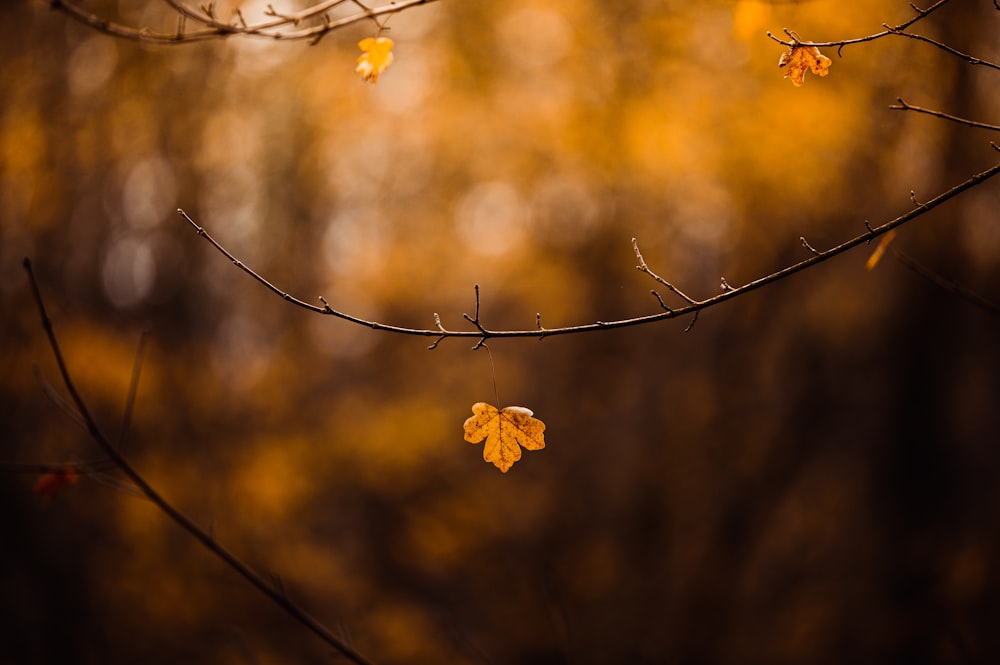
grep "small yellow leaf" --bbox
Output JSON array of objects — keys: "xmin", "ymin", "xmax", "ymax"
[
  {"xmin": 778, "ymin": 43, "xmax": 832, "ymax": 87},
  {"xmin": 463, "ymin": 402, "xmax": 546, "ymax": 473},
  {"xmin": 356, "ymin": 37, "xmax": 394, "ymax": 84},
  {"xmin": 866, "ymin": 229, "xmax": 897, "ymax": 271}
]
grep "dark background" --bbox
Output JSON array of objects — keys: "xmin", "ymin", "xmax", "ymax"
[{"xmin": 2, "ymin": 0, "xmax": 999, "ymax": 663}]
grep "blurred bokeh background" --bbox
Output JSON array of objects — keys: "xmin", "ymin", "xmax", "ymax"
[{"xmin": 2, "ymin": 0, "xmax": 1000, "ymax": 662}]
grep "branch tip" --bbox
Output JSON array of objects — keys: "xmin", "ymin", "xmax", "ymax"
[
  {"xmin": 684, "ymin": 310, "xmax": 699, "ymax": 333},
  {"xmin": 650, "ymin": 290, "xmax": 672, "ymax": 312},
  {"xmin": 800, "ymin": 236, "xmax": 822, "ymax": 256}
]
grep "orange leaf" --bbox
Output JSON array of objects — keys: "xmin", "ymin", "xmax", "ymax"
[
  {"xmin": 866, "ymin": 229, "xmax": 897, "ymax": 271},
  {"xmin": 463, "ymin": 402, "xmax": 546, "ymax": 473},
  {"xmin": 34, "ymin": 468, "xmax": 78, "ymax": 499},
  {"xmin": 356, "ymin": 37, "xmax": 395, "ymax": 84},
  {"xmin": 778, "ymin": 43, "xmax": 832, "ymax": 87}
]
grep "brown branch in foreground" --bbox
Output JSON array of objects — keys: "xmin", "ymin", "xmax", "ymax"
[
  {"xmin": 20, "ymin": 258, "xmax": 376, "ymax": 665},
  {"xmin": 889, "ymin": 98, "xmax": 1000, "ymax": 132},
  {"xmin": 179, "ymin": 149, "xmax": 1000, "ymax": 346},
  {"xmin": 50, "ymin": 0, "xmax": 438, "ymax": 44}
]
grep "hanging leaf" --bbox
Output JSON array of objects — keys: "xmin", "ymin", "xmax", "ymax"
[
  {"xmin": 34, "ymin": 468, "xmax": 78, "ymax": 499},
  {"xmin": 356, "ymin": 37, "xmax": 395, "ymax": 84},
  {"xmin": 778, "ymin": 43, "xmax": 832, "ymax": 86},
  {"xmin": 463, "ymin": 403, "xmax": 546, "ymax": 473}
]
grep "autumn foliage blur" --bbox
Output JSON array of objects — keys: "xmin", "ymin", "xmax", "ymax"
[{"xmin": 2, "ymin": 0, "xmax": 1000, "ymax": 663}]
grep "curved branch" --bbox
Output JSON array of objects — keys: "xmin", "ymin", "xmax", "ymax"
[
  {"xmin": 50, "ymin": 0, "xmax": 438, "ymax": 44},
  {"xmin": 180, "ymin": 151, "xmax": 1000, "ymax": 347},
  {"xmin": 881, "ymin": 26, "xmax": 1000, "ymax": 70},
  {"xmin": 21, "ymin": 259, "xmax": 376, "ymax": 665},
  {"xmin": 766, "ymin": 0, "xmax": 953, "ymax": 49},
  {"xmin": 890, "ymin": 98, "xmax": 1000, "ymax": 131},
  {"xmin": 893, "ymin": 250, "xmax": 1000, "ymax": 315}
]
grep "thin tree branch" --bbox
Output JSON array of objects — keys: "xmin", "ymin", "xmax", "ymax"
[
  {"xmin": 890, "ymin": 98, "xmax": 1000, "ymax": 131},
  {"xmin": 119, "ymin": 329, "xmax": 150, "ymax": 455},
  {"xmin": 181, "ymin": 153, "xmax": 1000, "ymax": 345},
  {"xmin": 766, "ymin": 0, "xmax": 952, "ymax": 51},
  {"xmin": 21, "ymin": 258, "xmax": 376, "ymax": 665},
  {"xmin": 881, "ymin": 26, "xmax": 1000, "ymax": 70},
  {"xmin": 768, "ymin": 0, "xmax": 999, "ymax": 69},
  {"xmin": 50, "ymin": 0, "xmax": 437, "ymax": 44},
  {"xmin": 632, "ymin": 238, "xmax": 699, "ymax": 305},
  {"xmin": 893, "ymin": 250, "xmax": 1000, "ymax": 315},
  {"xmin": 33, "ymin": 364, "xmax": 87, "ymax": 431}
]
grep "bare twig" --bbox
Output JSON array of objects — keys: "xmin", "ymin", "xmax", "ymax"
[
  {"xmin": 890, "ymin": 98, "xmax": 1000, "ymax": 131},
  {"xmin": 51, "ymin": 0, "xmax": 438, "ymax": 44},
  {"xmin": 631, "ymin": 238, "xmax": 700, "ymax": 305},
  {"xmin": 800, "ymin": 237, "xmax": 823, "ymax": 256},
  {"xmin": 21, "ymin": 258, "xmax": 376, "ymax": 665},
  {"xmin": 462, "ymin": 284, "xmax": 492, "ymax": 350},
  {"xmin": 881, "ymin": 26, "xmax": 1000, "ymax": 70},
  {"xmin": 893, "ymin": 250, "xmax": 1000, "ymax": 315},
  {"xmin": 766, "ymin": 0, "xmax": 953, "ymax": 51},
  {"xmin": 181, "ymin": 156, "xmax": 1000, "ymax": 345},
  {"xmin": 119, "ymin": 329, "xmax": 150, "ymax": 455},
  {"xmin": 684, "ymin": 310, "xmax": 699, "ymax": 333},
  {"xmin": 768, "ymin": 0, "xmax": 999, "ymax": 70},
  {"xmin": 33, "ymin": 365, "xmax": 87, "ymax": 431}
]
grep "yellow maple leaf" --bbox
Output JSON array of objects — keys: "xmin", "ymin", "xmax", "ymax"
[
  {"xmin": 778, "ymin": 43, "xmax": 832, "ymax": 87},
  {"xmin": 463, "ymin": 402, "xmax": 546, "ymax": 473},
  {"xmin": 356, "ymin": 37, "xmax": 394, "ymax": 84}
]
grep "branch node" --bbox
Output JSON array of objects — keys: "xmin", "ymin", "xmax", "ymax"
[
  {"xmin": 720, "ymin": 277, "xmax": 734, "ymax": 292},
  {"xmin": 650, "ymin": 290, "xmax": 673, "ymax": 312},
  {"xmin": 462, "ymin": 284, "xmax": 491, "ymax": 335},
  {"xmin": 800, "ymin": 236, "xmax": 822, "ymax": 256},
  {"xmin": 632, "ymin": 237, "xmax": 698, "ymax": 305}
]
